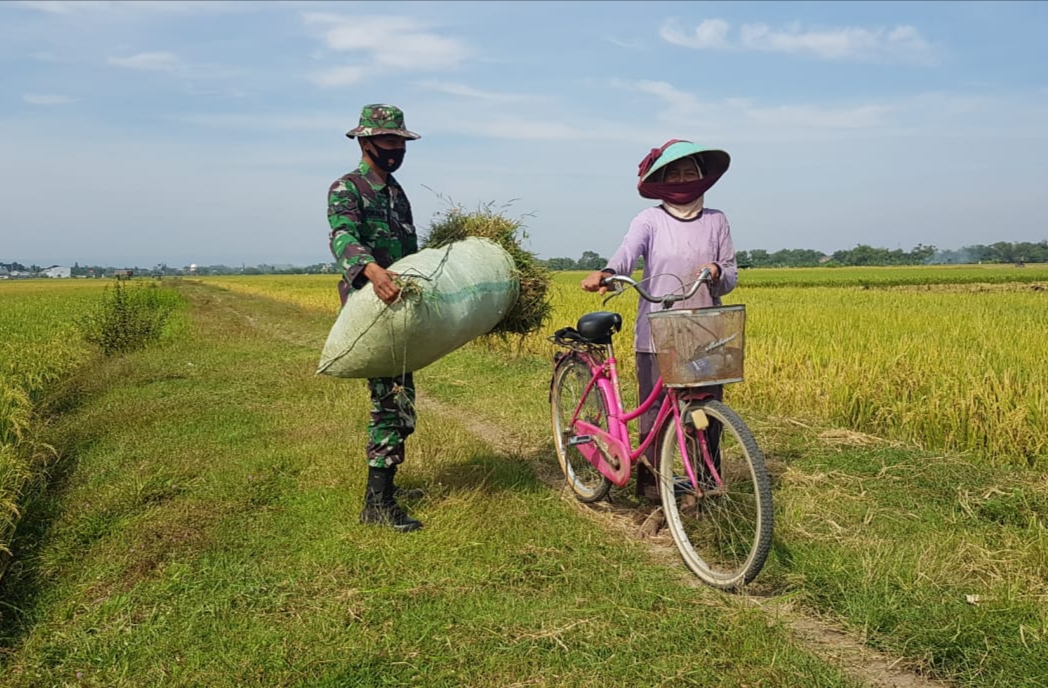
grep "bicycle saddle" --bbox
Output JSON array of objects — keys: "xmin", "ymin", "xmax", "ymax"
[{"xmin": 576, "ymin": 311, "xmax": 623, "ymax": 344}]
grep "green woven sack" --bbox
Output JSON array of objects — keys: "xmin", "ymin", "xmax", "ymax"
[{"xmin": 317, "ymin": 237, "xmax": 519, "ymax": 378}]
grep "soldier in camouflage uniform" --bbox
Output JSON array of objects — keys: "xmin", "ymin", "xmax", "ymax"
[{"xmin": 328, "ymin": 104, "xmax": 424, "ymax": 533}]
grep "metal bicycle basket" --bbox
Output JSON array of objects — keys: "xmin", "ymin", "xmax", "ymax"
[{"xmin": 647, "ymin": 305, "xmax": 746, "ymax": 388}]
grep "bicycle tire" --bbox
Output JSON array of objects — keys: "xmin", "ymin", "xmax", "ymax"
[
  {"xmin": 550, "ymin": 354, "xmax": 613, "ymax": 503},
  {"xmin": 658, "ymin": 399, "xmax": 774, "ymax": 590}
]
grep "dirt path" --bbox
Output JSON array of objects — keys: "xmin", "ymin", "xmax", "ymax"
[{"xmin": 417, "ymin": 392, "xmax": 951, "ymax": 688}]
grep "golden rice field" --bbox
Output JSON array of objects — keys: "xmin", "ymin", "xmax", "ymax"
[
  {"xmin": 0, "ymin": 280, "xmax": 107, "ymax": 554},
  {"xmin": 199, "ymin": 264, "xmax": 1048, "ymax": 468},
  {"xmin": 731, "ymin": 263, "xmax": 1048, "ymax": 288}
]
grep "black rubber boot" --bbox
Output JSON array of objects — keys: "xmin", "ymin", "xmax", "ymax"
[
  {"xmin": 389, "ymin": 465, "xmax": 425, "ymax": 501},
  {"xmin": 360, "ymin": 466, "xmax": 423, "ymax": 532}
]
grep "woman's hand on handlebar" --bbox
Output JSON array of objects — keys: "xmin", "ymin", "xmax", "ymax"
[
  {"xmin": 699, "ymin": 263, "xmax": 720, "ymax": 282},
  {"xmin": 581, "ymin": 270, "xmax": 609, "ymax": 294}
]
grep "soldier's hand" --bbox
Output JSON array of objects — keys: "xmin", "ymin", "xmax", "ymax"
[{"xmin": 364, "ymin": 263, "xmax": 401, "ymax": 305}]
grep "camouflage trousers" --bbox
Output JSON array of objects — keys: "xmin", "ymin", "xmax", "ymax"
[{"xmin": 366, "ymin": 373, "xmax": 416, "ymax": 468}]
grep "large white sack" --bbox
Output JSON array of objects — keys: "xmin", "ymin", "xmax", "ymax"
[{"xmin": 317, "ymin": 237, "xmax": 519, "ymax": 379}]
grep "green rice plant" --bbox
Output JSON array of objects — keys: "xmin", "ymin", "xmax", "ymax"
[
  {"xmin": 195, "ymin": 268, "xmax": 1048, "ymax": 467},
  {"xmin": 0, "ymin": 280, "xmax": 105, "ymax": 566},
  {"xmin": 76, "ymin": 281, "xmax": 183, "ymax": 357}
]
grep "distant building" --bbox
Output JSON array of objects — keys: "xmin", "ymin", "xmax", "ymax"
[
  {"xmin": 0, "ymin": 267, "xmax": 9, "ymax": 279},
  {"xmin": 42, "ymin": 265, "xmax": 71, "ymax": 279}
]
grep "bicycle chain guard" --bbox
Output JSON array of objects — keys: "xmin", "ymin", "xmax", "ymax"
[{"xmin": 572, "ymin": 420, "xmax": 632, "ymax": 487}]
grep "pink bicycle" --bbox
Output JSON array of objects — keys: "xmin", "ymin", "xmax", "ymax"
[{"xmin": 549, "ymin": 269, "xmax": 774, "ymax": 590}]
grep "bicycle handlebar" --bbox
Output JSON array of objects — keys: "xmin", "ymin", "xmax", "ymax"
[{"xmin": 601, "ymin": 267, "xmax": 713, "ymax": 306}]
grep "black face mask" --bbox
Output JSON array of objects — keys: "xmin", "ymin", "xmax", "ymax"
[{"xmin": 367, "ymin": 143, "xmax": 405, "ymax": 173}]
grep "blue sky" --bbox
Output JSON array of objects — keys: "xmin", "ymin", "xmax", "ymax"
[{"xmin": 2, "ymin": 0, "xmax": 1047, "ymax": 267}]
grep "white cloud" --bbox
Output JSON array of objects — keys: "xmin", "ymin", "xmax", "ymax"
[
  {"xmin": 302, "ymin": 13, "xmax": 472, "ymax": 88},
  {"xmin": 462, "ymin": 117, "xmax": 584, "ymax": 141},
  {"xmin": 661, "ymin": 18, "xmax": 731, "ymax": 50},
  {"xmin": 744, "ymin": 102, "xmax": 895, "ymax": 129},
  {"xmin": 171, "ymin": 107, "xmax": 646, "ymax": 144},
  {"xmin": 17, "ymin": 1, "xmax": 114, "ymax": 13},
  {"xmin": 107, "ymin": 51, "xmax": 240, "ymax": 80},
  {"xmin": 22, "ymin": 93, "xmax": 77, "ymax": 105},
  {"xmin": 415, "ymin": 80, "xmax": 538, "ymax": 103},
  {"xmin": 108, "ymin": 51, "xmax": 182, "ymax": 73},
  {"xmin": 606, "ymin": 35, "xmax": 644, "ymax": 50},
  {"xmin": 173, "ymin": 113, "xmax": 345, "ymax": 132},
  {"xmin": 629, "ymin": 79, "xmax": 704, "ymax": 113},
  {"xmin": 615, "ymin": 79, "xmax": 897, "ymax": 133},
  {"xmin": 308, "ymin": 66, "xmax": 366, "ymax": 88},
  {"xmin": 423, "ymin": 112, "xmax": 648, "ymax": 144},
  {"xmin": 18, "ymin": 0, "xmax": 250, "ymax": 15},
  {"xmin": 175, "ymin": 82, "xmax": 1045, "ymax": 149},
  {"xmin": 661, "ymin": 18, "xmax": 939, "ymax": 65}
]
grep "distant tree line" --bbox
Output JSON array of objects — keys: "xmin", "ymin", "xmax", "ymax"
[
  {"xmin": 6, "ymin": 241, "xmax": 1045, "ymax": 277},
  {"xmin": 0, "ymin": 261, "xmax": 339, "ymax": 277},
  {"xmin": 535, "ymin": 241, "xmax": 1048, "ymax": 271},
  {"xmin": 739, "ymin": 241, "xmax": 1048, "ymax": 268},
  {"xmin": 738, "ymin": 244, "xmax": 937, "ymax": 268},
  {"xmin": 1, "ymin": 261, "xmax": 43, "ymax": 273}
]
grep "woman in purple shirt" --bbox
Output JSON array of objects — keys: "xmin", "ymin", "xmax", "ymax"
[{"xmin": 581, "ymin": 139, "xmax": 737, "ymax": 502}]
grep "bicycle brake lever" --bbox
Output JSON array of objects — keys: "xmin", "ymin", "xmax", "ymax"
[{"xmin": 600, "ymin": 279, "xmax": 625, "ymax": 307}]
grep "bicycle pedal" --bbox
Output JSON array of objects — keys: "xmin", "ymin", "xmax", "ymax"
[{"xmin": 567, "ymin": 435, "xmax": 594, "ymax": 447}]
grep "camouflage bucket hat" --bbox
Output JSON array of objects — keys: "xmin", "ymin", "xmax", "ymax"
[{"xmin": 345, "ymin": 104, "xmax": 421, "ymax": 140}]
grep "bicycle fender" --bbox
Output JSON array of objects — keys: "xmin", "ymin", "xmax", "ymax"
[{"xmin": 549, "ymin": 351, "xmax": 578, "ymax": 404}]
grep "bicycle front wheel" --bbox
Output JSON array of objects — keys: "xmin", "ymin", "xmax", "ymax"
[
  {"xmin": 658, "ymin": 399, "xmax": 773, "ymax": 590},
  {"xmin": 550, "ymin": 354, "xmax": 613, "ymax": 503}
]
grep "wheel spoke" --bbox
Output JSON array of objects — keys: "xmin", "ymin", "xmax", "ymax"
[
  {"xmin": 658, "ymin": 400, "xmax": 773, "ymax": 590},
  {"xmin": 551, "ymin": 355, "xmax": 612, "ymax": 503}
]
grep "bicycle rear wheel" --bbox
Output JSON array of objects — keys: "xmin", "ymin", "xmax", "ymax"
[
  {"xmin": 550, "ymin": 354, "xmax": 613, "ymax": 503},
  {"xmin": 658, "ymin": 399, "xmax": 773, "ymax": 590}
]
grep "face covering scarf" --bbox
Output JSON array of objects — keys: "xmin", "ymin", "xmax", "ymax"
[
  {"xmin": 661, "ymin": 195, "xmax": 705, "ymax": 220},
  {"xmin": 636, "ymin": 139, "xmax": 720, "ymax": 207}
]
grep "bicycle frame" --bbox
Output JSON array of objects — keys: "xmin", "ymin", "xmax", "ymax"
[
  {"xmin": 564, "ymin": 339, "xmax": 722, "ymax": 493},
  {"xmin": 553, "ymin": 270, "xmax": 774, "ymax": 590}
]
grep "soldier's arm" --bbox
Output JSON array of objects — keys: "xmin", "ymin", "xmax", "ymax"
[
  {"xmin": 403, "ymin": 197, "xmax": 419, "ymax": 257},
  {"xmin": 328, "ymin": 179, "xmax": 374, "ymax": 289}
]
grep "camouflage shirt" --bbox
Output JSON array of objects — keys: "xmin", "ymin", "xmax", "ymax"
[{"xmin": 328, "ymin": 161, "xmax": 417, "ymax": 306}]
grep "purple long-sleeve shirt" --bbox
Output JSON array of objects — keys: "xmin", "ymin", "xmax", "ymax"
[{"xmin": 604, "ymin": 206, "xmax": 738, "ymax": 353}]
